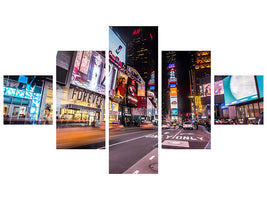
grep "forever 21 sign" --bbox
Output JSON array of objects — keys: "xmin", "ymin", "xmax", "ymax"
[{"xmin": 69, "ymin": 88, "xmax": 104, "ymax": 106}]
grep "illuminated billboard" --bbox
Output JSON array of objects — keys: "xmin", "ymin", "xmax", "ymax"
[
  {"xmin": 256, "ymin": 75, "xmax": 264, "ymax": 98},
  {"xmin": 127, "ymin": 78, "xmax": 138, "ymax": 106},
  {"xmin": 114, "ymin": 71, "xmax": 128, "ymax": 100},
  {"xmin": 170, "ymin": 83, "xmax": 176, "ymax": 88},
  {"xmin": 168, "ymin": 63, "xmax": 175, "ymax": 69},
  {"xmin": 171, "ymin": 109, "xmax": 178, "ymax": 115},
  {"xmin": 138, "ymin": 83, "xmax": 146, "ymax": 96},
  {"xmin": 109, "ymin": 28, "xmax": 126, "ymax": 65},
  {"xmin": 223, "ymin": 75, "xmax": 258, "ymax": 106},
  {"xmin": 170, "ymin": 88, "xmax": 177, "ymax": 97},
  {"xmin": 200, "ymin": 83, "xmax": 211, "ymax": 97},
  {"xmin": 70, "ymin": 51, "xmax": 105, "ymax": 95},
  {"xmin": 108, "ymin": 64, "xmax": 118, "ymax": 96},
  {"xmin": 170, "ymin": 97, "xmax": 178, "ymax": 109},
  {"xmin": 214, "ymin": 80, "xmax": 224, "ymax": 95}
]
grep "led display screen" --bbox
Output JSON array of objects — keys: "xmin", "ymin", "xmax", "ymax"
[
  {"xmin": 171, "ymin": 109, "xmax": 178, "ymax": 115},
  {"xmin": 109, "ymin": 28, "xmax": 126, "ymax": 64},
  {"xmin": 127, "ymin": 77, "xmax": 138, "ymax": 106},
  {"xmin": 138, "ymin": 84, "xmax": 146, "ymax": 97},
  {"xmin": 18, "ymin": 76, "xmax": 28, "ymax": 84},
  {"xmin": 170, "ymin": 97, "xmax": 178, "ymax": 109},
  {"xmin": 214, "ymin": 80, "xmax": 224, "ymax": 95},
  {"xmin": 168, "ymin": 63, "xmax": 175, "ymax": 69},
  {"xmin": 256, "ymin": 75, "xmax": 264, "ymax": 98},
  {"xmin": 114, "ymin": 71, "xmax": 128, "ymax": 100},
  {"xmin": 223, "ymin": 75, "xmax": 258, "ymax": 106},
  {"xmin": 170, "ymin": 83, "xmax": 176, "ymax": 88},
  {"xmin": 150, "ymin": 85, "xmax": 155, "ymax": 91},
  {"xmin": 70, "ymin": 51, "xmax": 105, "ymax": 95},
  {"xmin": 170, "ymin": 88, "xmax": 177, "ymax": 97},
  {"xmin": 200, "ymin": 83, "xmax": 211, "ymax": 97}
]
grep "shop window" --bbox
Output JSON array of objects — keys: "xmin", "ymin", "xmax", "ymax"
[
  {"xmin": 249, "ymin": 104, "xmax": 254, "ymax": 117},
  {"xmin": 254, "ymin": 103, "xmax": 259, "ymax": 117},
  {"xmin": 259, "ymin": 101, "xmax": 263, "ymax": 114}
]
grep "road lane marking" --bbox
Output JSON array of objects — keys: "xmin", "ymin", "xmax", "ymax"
[
  {"xmin": 109, "ymin": 132, "xmax": 158, "ymax": 147},
  {"xmin": 163, "ymin": 132, "xmax": 169, "ymax": 135},
  {"xmin": 133, "ymin": 170, "xmax": 139, "ymax": 174},
  {"xmin": 172, "ymin": 128, "xmax": 183, "ymax": 139},
  {"xmin": 149, "ymin": 156, "xmax": 155, "ymax": 160},
  {"xmin": 109, "ymin": 130, "xmax": 154, "ymax": 138}
]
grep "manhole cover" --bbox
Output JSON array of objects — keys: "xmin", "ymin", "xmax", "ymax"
[{"xmin": 149, "ymin": 163, "xmax": 158, "ymax": 172}]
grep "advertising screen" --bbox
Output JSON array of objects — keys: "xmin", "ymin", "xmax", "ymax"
[
  {"xmin": 200, "ymin": 83, "xmax": 211, "ymax": 97},
  {"xmin": 256, "ymin": 75, "xmax": 264, "ymax": 98},
  {"xmin": 170, "ymin": 83, "xmax": 176, "ymax": 88},
  {"xmin": 108, "ymin": 64, "xmax": 118, "ymax": 96},
  {"xmin": 223, "ymin": 75, "xmax": 258, "ymax": 106},
  {"xmin": 138, "ymin": 83, "xmax": 146, "ymax": 96},
  {"xmin": 138, "ymin": 96, "xmax": 147, "ymax": 108},
  {"xmin": 171, "ymin": 109, "xmax": 178, "ymax": 115},
  {"xmin": 127, "ymin": 78, "xmax": 138, "ymax": 106},
  {"xmin": 18, "ymin": 76, "xmax": 28, "ymax": 84},
  {"xmin": 114, "ymin": 71, "xmax": 128, "ymax": 100},
  {"xmin": 168, "ymin": 63, "xmax": 175, "ymax": 69},
  {"xmin": 214, "ymin": 80, "xmax": 224, "ymax": 95},
  {"xmin": 70, "ymin": 51, "xmax": 105, "ymax": 95},
  {"xmin": 109, "ymin": 101, "xmax": 119, "ymax": 114},
  {"xmin": 109, "ymin": 28, "xmax": 126, "ymax": 65},
  {"xmin": 170, "ymin": 97, "xmax": 178, "ymax": 109},
  {"xmin": 150, "ymin": 85, "xmax": 155, "ymax": 91},
  {"xmin": 170, "ymin": 88, "xmax": 177, "ymax": 97}
]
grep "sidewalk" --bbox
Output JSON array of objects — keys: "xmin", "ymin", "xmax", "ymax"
[{"xmin": 123, "ymin": 148, "xmax": 158, "ymax": 174}]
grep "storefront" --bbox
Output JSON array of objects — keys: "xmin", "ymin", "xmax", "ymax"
[
  {"xmin": 235, "ymin": 100, "xmax": 263, "ymax": 124},
  {"xmin": 109, "ymin": 101, "xmax": 119, "ymax": 122},
  {"xmin": 3, "ymin": 76, "xmax": 52, "ymax": 124},
  {"xmin": 56, "ymin": 86, "xmax": 104, "ymax": 127}
]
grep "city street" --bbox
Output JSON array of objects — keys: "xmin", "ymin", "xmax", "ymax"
[
  {"xmin": 162, "ymin": 125, "xmax": 210, "ymax": 149},
  {"xmin": 109, "ymin": 128, "xmax": 158, "ymax": 174}
]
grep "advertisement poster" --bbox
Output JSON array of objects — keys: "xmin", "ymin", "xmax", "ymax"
[
  {"xmin": 223, "ymin": 75, "xmax": 258, "ymax": 105},
  {"xmin": 114, "ymin": 70, "xmax": 128, "ymax": 100},
  {"xmin": 138, "ymin": 96, "xmax": 147, "ymax": 108},
  {"xmin": 70, "ymin": 51, "xmax": 105, "ymax": 95},
  {"xmin": 109, "ymin": 28, "xmax": 126, "ymax": 65},
  {"xmin": 138, "ymin": 83, "xmax": 146, "ymax": 96},
  {"xmin": 171, "ymin": 108, "xmax": 178, "ymax": 115},
  {"xmin": 214, "ymin": 80, "xmax": 224, "ymax": 95},
  {"xmin": 170, "ymin": 97, "xmax": 178, "ymax": 109},
  {"xmin": 170, "ymin": 87, "xmax": 177, "ymax": 97},
  {"xmin": 127, "ymin": 77, "xmax": 138, "ymax": 106}
]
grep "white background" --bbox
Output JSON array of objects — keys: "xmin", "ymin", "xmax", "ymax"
[{"xmin": 0, "ymin": 1, "xmax": 266, "ymax": 200}]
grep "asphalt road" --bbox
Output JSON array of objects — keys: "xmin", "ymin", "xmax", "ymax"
[
  {"xmin": 56, "ymin": 127, "xmax": 105, "ymax": 149},
  {"xmin": 162, "ymin": 125, "xmax": 211, "ymax": 149},
  {"xmin": 109, "ymin": 127, "xmax": 158, "ymax": 174}
]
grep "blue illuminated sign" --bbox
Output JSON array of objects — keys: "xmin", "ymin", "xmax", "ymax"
[
  {"xmin": 171, "ymin": 109, "xmax": 178, "ymax": 115},
  {"xmin": 256, "ymin": 75, "xmax": 264, "ymax": 98},
  {"xmin": 150, "ymin": 85, "xmax": 155, "ymax": 91},
  {"xmin": 18, "ymin": 76, "xmax": 28, "ymax": 84},
  {"xmin": 170, "ymin": 83, "xmax": 176, "ymax": 88},
  {"xmin": 5, "ymin": 88, "xmax": 16, "ymax": 96}
]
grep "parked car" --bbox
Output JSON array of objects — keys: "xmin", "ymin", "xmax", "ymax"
[{"xmin": 141, "ymin": 121, "xmax": 155, "ymax": 130}]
